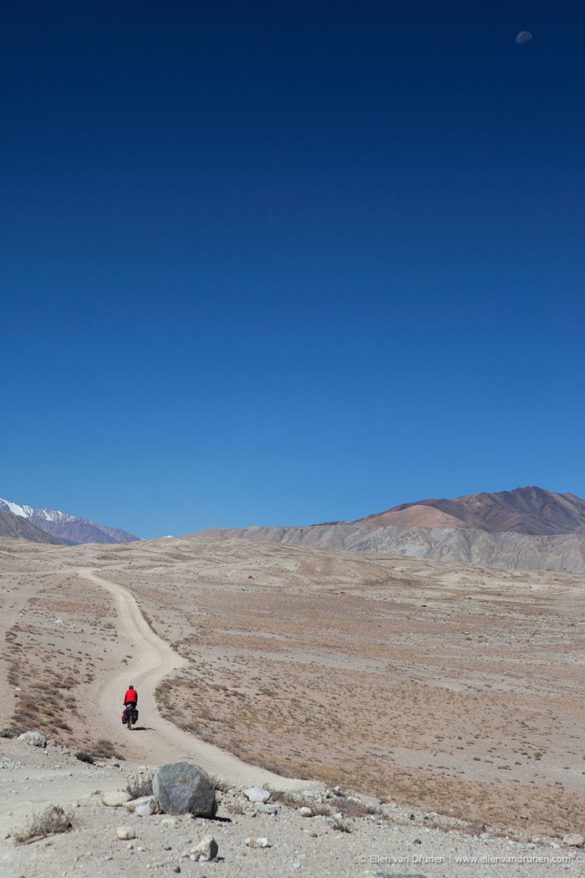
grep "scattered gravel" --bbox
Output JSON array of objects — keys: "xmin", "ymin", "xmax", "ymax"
[{"xmin": 1, "ymin": 739, "xmax": 584, "ymax": 878}]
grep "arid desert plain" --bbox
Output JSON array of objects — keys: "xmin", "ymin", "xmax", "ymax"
[{"xmin": 1, "ymin": 534, "xmax": 585, "ymax": 877}]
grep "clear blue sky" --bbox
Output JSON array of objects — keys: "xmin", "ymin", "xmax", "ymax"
[{"xmin": 1, "ymin": 2, "xmax": 583, "ymax": 538}]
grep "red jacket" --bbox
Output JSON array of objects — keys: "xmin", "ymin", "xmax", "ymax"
[{"xmin": 124, "ymin": 689, "xmax": 138, "ymax": 704}]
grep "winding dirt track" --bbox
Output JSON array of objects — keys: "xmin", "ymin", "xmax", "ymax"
[{"xmin": 77, "ymin": 569, "xmax": 313, "ymax": 791}]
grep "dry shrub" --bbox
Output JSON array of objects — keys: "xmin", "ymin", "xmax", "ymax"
[
  {"xmin": 331, "ymin": 816, "xmax": 352, "ymax": 833},
  {"xmin": 0, "ymin": 727, "xmax": 21, "ymax": 739},
  {"xmin": 330, "ymin": 796, "xmax": 376, "ymax": 818},
  {"xmin": 310, "ymin": 803, "xmax": 332, "ymax": 816},
  {"xmin": 93, "ymin": 739, "xmax": 124, "ymax": 760},
  {"xmin": 266, "ymin": 789, "xmax": 302, "ymax": 808},
  {"xmin": 75, "ymin": 751, "xmax": 95, "ymax": 764},
  {"xmin": 126, "ymin": 771, "xmax": 154, "ymax": 799},
  {"xmin": 14, "ymin": 806, "xmax": 72, "ymax": 844}
]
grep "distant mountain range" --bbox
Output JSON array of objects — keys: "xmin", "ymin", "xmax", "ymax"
[
  {"xmin": 206, "ymin": 487, "xmax": 585, "ymax": 574},
  {"xmin": 0, "ymin": 498, "xmax": 139, "ymax": 545},
  {"xmin": 3, "ymin": 487, "xmax": 585, "ymax": 573}
]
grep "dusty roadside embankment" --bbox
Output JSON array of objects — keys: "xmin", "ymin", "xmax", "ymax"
[{"xmin": 2, "ymin": 737, "xmax": 585, "ymax": 878}]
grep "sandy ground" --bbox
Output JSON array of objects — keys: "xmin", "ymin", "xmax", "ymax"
[{"xmin": 1, "ymin": 533, "xmax": 585, "ymax": 874}]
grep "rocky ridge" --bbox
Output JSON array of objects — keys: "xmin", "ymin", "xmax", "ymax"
[{"xmin": 206, "ymin": 487, "xmax": 585, "ymax": 573}]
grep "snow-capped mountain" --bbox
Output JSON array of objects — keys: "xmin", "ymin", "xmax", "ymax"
[
  {"xmin": 0, "ymin": 507, "xmax": 63, "ymax": 544},
  {"xmin": 0, "ymin": 498, "xmax": 139, "ymax": 545},
  {"xmin": 0, "ymin": 499, "xmax": 77, "ymax": 523}
]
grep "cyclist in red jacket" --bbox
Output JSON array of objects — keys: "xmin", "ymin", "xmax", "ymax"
[
  {"xmin": 122, "ymin": 685, "xmax": 138, "ymax": 724},
  {"xmin": 124, "ymin": 685, "xmax": 138, "ymax": 707}
]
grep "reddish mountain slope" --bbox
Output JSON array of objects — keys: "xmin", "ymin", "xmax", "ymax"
[
  {"xmin": 357, "ymin": 487, "xmax": 585, "ymax": 535},
  {"xmin": 206, "ymin": 488, "xmax": 585, "ymax": 574}
]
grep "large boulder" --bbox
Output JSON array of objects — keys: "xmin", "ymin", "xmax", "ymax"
[{"xmin": 153, "ymin": 762, "xmax": 217, "ymax": 817}]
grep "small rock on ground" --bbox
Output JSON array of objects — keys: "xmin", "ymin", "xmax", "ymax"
[
  {"xmin": 102, "ymin": 791, "xmax": 131, "ymax": 807},
  {"xmin": 245, "ymin": 836, "xmax": 270, "ymax": 848},
  {"xmin": 244, "ymin": 787, "xmax": 271, "ymax": 804},
  {"xmin": 116, "ymin": 826, "xmax": 136, "ymax": 840},
  {"xmin": 190, "ymin": 835, "xmax": 218, "ymax": 861}
]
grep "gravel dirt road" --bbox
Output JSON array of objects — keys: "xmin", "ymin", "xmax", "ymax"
[{"xmin": 78, "ymin": 568, "xmax": 317, "ymax": 791}]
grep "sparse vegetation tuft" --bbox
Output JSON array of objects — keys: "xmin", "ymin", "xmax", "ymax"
[
  {"xmin": 266, "ymin": 789, "xmax": 301, "ymax": 808},
  {"xmin": 267, "ymin": 788, "xmax": 332, "ymax": 815},
  {"xmin": 310, "ymin": 803, "xmax": 332, "ymax": 816},
  {"xmin": 126, "ymin": 771, "xmax": 154, "ymax": 799},
  {"xmin": 0, "ymin": 727, "xmax": 21, "ymax": 738},
  {"xmin": 14, "ymin": 806, "xmax": 73, "ymax": 844},
  {"xmin": 330, "ymin": 796, "xmax": 376, "ymax": 818},
  {"xmin": 331, "ymin": 816, "xmax": 352, "ymax": 833},
  {"xmin": 75, "ymin": 751, "xmax": 95, "ymax": 764},
  {"xmin": 92, "ymin": 738, "xmax": 124, "ymax": 760}
]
